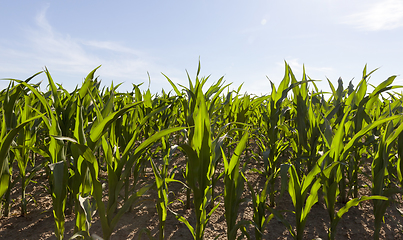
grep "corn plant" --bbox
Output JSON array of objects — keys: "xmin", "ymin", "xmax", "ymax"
[
  {"xmin": 222, "ymin": 131, "xmax": 250, "ymax": 240},
  {"xmin": 289, "ymin": 66, "xmax": 322, "ymax": 174},
  {"xmin": 246, "ymin": 176, "xmax": 272, "ymax": 240},
  {"xmin": 174, "ymin": 84, "xmax": 220, "ymax": 240},
  {"xmin": 3, "ymin": 63, "xmax": 403, "ymax": 240},
  {"xmin": 270, "ymin": 163, "xmax": 318, "ymax": 240},
  {"xmin": 0, "ymin": 87, "xmax": 44, "ymax": 217},
  {"xmin": 150, "ymin": 143, "xmax": 182, "ymax": 240},
  {"xmin": 13, "ymin": 93, "xmax": 46, "ymax": 216},
  {"xmin": 0, "ymin": 75, "xmax": 42, "ymax": 216},
  {"xmin": 259, "ymin": 63, "xmax": 313, "ymax": 207},
  {"xmin": 62, "ymin": 111, "xmax": 184, "ymax": 240},
  {"xmin": 370, "ymin": 117, "xmax": 403, "ymax": 239},
  {"xmin": 148, "ymin": 92, "xmax": 185, "ymax": 240}
]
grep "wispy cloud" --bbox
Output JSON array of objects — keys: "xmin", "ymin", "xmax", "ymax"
[
  {"xmin": 35, "ymin": 4, "xmax": 52, "ymax": 34},
  {"xmin": 342, "ymin": 0, "xmax": 403, "ymax": 31},
  {"xmin": 82, "ymin": 40, "xmax": 144, "ymax": 56},
  {"xmin": 0, "ymin": 4, "xmax": 165, "ymax": 91},
  {"xmin": 278, "ymin": 58, "xmax": 333, "ymax": 75}
]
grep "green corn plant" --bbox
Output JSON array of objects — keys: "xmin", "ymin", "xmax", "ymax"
[
  {"xmin": 341, "ymin": 68, "xmax": 403, "ymax": 201},
  {"xmin": 319, "ymin": 100, "xmax": 401, "ymax": 239},
  {"xmin": 150, "ymin": 155, "xmax": 170, "ymax": 240},
  {"xmin": 271, "ymin": 162, "xmax": 322, "ymax": 240},
  {"xmin": 370, "ymin": 117, "xmax": 403, "ymax": 240},
  {"xmin": 10, "ymin": 76, "xmax": 69, "ymax": 240},
  {"xmin": 171, "ymin": 80, "xmax": 221, "ymax": 240},
  {"xmin": 222, "ymin": 90, "xmax": 265, "ymax": 171},
  {"xmin": 0, "ymin": 76, "xmax": 42, "ymax": 216},
  {"xmin": 0, "ymin": 100, "xmax": 44, "ymax": 217},
  {"xmin": 8, "ymin": 68, "xmax": 102, "ymax": 239},
  {"xmin": 319, "ymin": 109, "xmax": 352, "ymax": 239},
  {"xmin": 270, "ymin": 150, "xmax": 338, "ymax": 240},
  {"xmin": 150, "ymin": 143, "xmax": 184, "ymax": 240},
  {"xmin": 62, "ymin": 80, "xmax": 185, "ymax": 240},
  {"xmin": 61, "ymin": 118, "xmax": 184, "ymax": 240},
  {"xmin": 13, "ymin": 93, "xmax": 46, "ymax": 216},
  {"xmin": 318, "ymin": 113, "xmax": 388, "ymax": 239},
  {"xmin": 342, "ymin": 66, "xmax": 374, "ymax": 199},
  {"xmin": 289, "ymin": 66, "xmax": 322, "ymax": 173},
  {"xmin": 70, "ymin": 96, "xmax": 94, "ymax": 237},
  {"xmin": 69, "ymin": 195, "xmax": 97, "ymax": 240},
  {"xmin": 0, "ymin": 83, "xmax": 18, "ymax": 217},
  {"xmin": 398, "ymin": 117, "xmax": 403, "ymax": 196},
  {"xmin": 119, "ymin": 94, "xmax": 176, "ymax": 211},
  {"xmin": 222, "ymin": 131, "xmax": 250, "ymax": 240},
  {"xmin": 148, "ymin": 92, "xmax": 185, "ymax": 240},
  {"xmin": 260, "ymin": 62, "xmax": 312, "ymax": 207},
  {"xmin": 246, "ymin": 155, "xmax": 290, "ymax": 240},
  {"xmin": 246, "ymin": 176, "xmax": 272, "ymax": 240},
  {"xmin": 165, "ymin": 62, "xmax": 230, "ymax": 210}
]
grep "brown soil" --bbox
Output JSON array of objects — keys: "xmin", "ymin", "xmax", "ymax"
[{"xmin": 1, "ymin": 152, "xmax": 403, "ymax": 240}]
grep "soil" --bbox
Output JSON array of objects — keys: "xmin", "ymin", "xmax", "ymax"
[{"xmin": 1, "ymin": 151, "xmax": 403, "ymax": 240}]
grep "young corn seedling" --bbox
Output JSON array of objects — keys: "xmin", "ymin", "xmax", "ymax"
[
  {"xmin": 246, "ymin": 176, "xmax": 272, "ymax": 240},
  {"xmin": 222, "ymin": 131, "xmax": 250, "ymax": 240},
  {"xmin": 150, "ymin": 139, "xmax": 184, "ymax": 240},
  {"xmin": 270, "ymin": 151, "xmax": 337, "ymax": 240}
]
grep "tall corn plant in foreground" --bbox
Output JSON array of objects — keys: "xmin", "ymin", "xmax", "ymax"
[
  {"xmin": 174, "ymin": 84, "xmax": 220, "ymax": 240},
  {"xmin": 166, "ymin": 63, "xmax": 229, "ymax": 209}
]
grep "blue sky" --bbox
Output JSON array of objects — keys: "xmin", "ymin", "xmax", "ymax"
[{"xmin": 1, "ymin": 0, "xmax": 402, "ymax": 95}]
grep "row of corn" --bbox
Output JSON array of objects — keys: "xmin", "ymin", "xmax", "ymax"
[{"xmin": 1, "ymin": 62, "xmax": 403, "ymax": 240}]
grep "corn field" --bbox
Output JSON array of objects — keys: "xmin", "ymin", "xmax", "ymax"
[{"xmin": 1, "ymin": 62, "xmax": 403, "ymax": 240}]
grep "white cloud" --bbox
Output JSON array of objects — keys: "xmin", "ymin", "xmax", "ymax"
[
  {"xmin": 29, "ymin": 6, "xmax": 151, "ymax": 74},
  {"xmin": 286, "ymin": 59, "xmax": 304, "ymax": 71},
  {"xmin": 343, "ymin": 0, "xmax": 403, "ymax": 31},
  {"xmin": 0, "ymin": 4, "xmax": 166, "ymax": 91},
  {"xmin": 35, "ymin": 4, "xmax": 52, "ymax": 34},
  {"xmin": 279, "ymin": 59, "xmax": 333, "ymax": 74},
  {"xmin": 82, "ymin": 40, "xmax": 143, "ymax": 56}
]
